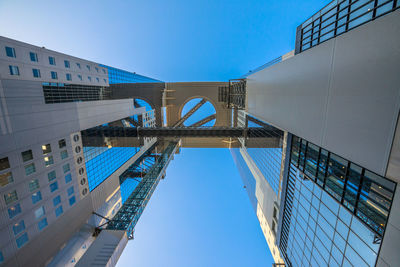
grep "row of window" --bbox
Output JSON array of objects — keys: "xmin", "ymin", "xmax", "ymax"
[
  {"xmin": 8, "ymin": 65, "xmax": 107, "ymax": 83},
  {"xmin": 5, "ymin": 46, "xmax": 106, "ymax": 74},
  {"xmin": 290, "ymin": 135, "xmax": 396, "ymax": 237},
  {"xmin": 11, "ymin": 194, "xmax": 74, "ymax": 250},
  {"xmin": 4, "ymin": 165, "xmax": 72, "ymax": 208},
  {"xmin": 0, "ymin": 139, "xmax": 67, "ymax": 187}
]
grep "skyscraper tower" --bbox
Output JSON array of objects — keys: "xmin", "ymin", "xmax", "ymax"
[{"xmin": 0, "ymin": 1, "xmax": 400, "ymax": 267}]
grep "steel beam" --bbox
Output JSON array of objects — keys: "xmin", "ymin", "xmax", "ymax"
[
  {"xmin": 82, "ymin": 126, "xmax": 283, "ymax": 138},
  {"xmin": 189, "ymin": 114, "xmax": 216, "ymax": 127},
  {"xmin": 173, "ymin": 98, "xmax": 206, "ymax": 127}
]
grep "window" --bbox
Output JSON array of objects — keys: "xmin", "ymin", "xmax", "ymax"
[
  {"xmin": 50, "ymin": 182, "xmax": 58, "ymax": 192},
  {"xmin": 34, "ymin": 206, "xmax": 45, "ymax": 219},
  {"xmin": 42, "ymin": 144, "xmax": 51, "ymax": 154},
  {"xmin": 77, "ymin": 74, "xmax": 82, "ymax": 81},
  {"xmin": 86, "ymin": 65, "xmax": 90, "ymax": 71},
  {"xmin": 16, "ymin": 232, "xmax": 29, "ymax": 248},
  {"xmin": 60, "ymin": 150, "xmax": 68, "ymax": 159},
  {"xmin": 49, "ymin": 56, "xmax": 56, "ymax": 65},
  {"xmin": 5, "ymin": 46, "xmax": 16, "ymax": 57},
  {"xmin": 102, "ymin": 69, "xmax": 106, "ymax": 74},
  {"xmin": 53, "ymin": 195, "xmax": 61, "ymax": 206},
  {"xmin": 13, "ymin": 220, "xmax": 25, "ymax": 236},
  {"xmin": 59, "ymin": 139, "xmax": 66, "ymax": 148},
  {"xmin": 4, "ymin": 190, "xmax": 18, "ymax": 205},
  {"xmin": 64, "ymin": 60, "xmax": 70, "ymax": 68},
  {"xmin": 44, "ymin": 156, "xmax": 54, "ymax": 167},
  {"xmin": 31, "ymin": 191, "xmax": 42, "ymax": 204},
  {"xmin": 65, "ymin": 173, "xmax": 72, "ymax": 183},
  {"xmin": 76, "ymin": 62, "xmax": 81, "ymax": 69},
  {"xmin": 69, "ymin": 196, "xmax": 76, "ymax": 206},
  {"xmin": 0, "ymin": 157, "xmax": 10, "ymax": 171},
  {"xmin": 95, "ymin": 67, "xmax": 99, "ymax": 72},
  {"xmin": 67, "ymin": 186, "xmax": 74, "ymax": 196},
  {"xmin": 28, "ymin": 179, "xmax": 39, "ymax": 192},
  {"xmin": 104, "ymin": 78, "xmax": 107, "ymax": 83},
  {"xmin": 48, "ymin": 170, "xmax": 56, "ymax": 182},
  {"xmin": 63, "ymin": 163, "xmax": 70, "ymax": 173},
  {"xmin": 30, "ymin": 69, "xmax": 40, "ymax": 79},
  {"xmin": 0, "ymin": 250, "xmax": 3, "ymax": 263},
  {"xmin": 30, "ymin": 52, "xmax": 38, "ymax": 62},
  {"xmin": 88, "ymin": 76, "xmax": 91, "ymax": 82},
  {"xmin": 66, "ymin": 73, "xmax": 72, "ymax": 81},
  {"xmin": 38, "ymin": 218, "xmax": 48, "ymax": 231},
  {"xmin": 55, "ymin": 205, "xmax": 63, "ymax": 217},
  {"xmin": 9, "ymin": 65, "xmax": 20, "ymax": 76},
  {"xmin": 0, "ymin": 172, "xmax": 13, "ymax": 187},
  {"xmin": 8, "ymin": 203, "xmax": 21, "ymax": 219},
  {"xmin": 24, "ymin": 163, "xmax": 36, "ymax": 176},
  {"xmin": 21, "ymin": 150, "xmax": 33, "ymax": 162},
  {"xmin": 96, "ymin": 77, "xmax": 99, "ymax": 83},
  {"xmin": 51, "ymin": 71, "xmax": 58, "ymax": 79}
]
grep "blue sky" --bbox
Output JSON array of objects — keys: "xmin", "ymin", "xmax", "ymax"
[{"xmin": 0, "ymin": 0, "xmax": 331, "ymax": 266}]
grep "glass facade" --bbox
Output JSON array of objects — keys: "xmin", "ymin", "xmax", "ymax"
[
  {"xmin": 279, "ymin": 134, "xmax": 397, "ymax": 267},
  {"xmin": 42, "ymin": 83, "xmax": 111, "ymax": 104},
  {"xmin": 244, "ymin": 116, "xmax": 284, "ymax": 195},
  {"xmin": 230, "ymin": 148, "xmax": 257, "ymax": 210},
  {"xmin": 100, "ymin": 65, "xmax": 162, "ymax": 84},
  {"xmin": 84, "ymin": 146, "xmax": 139, "ymax": 191}
]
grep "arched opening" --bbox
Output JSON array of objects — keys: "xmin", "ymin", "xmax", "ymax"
[{"xmin": 180, "ymin": 98, "xmax": 216, "ymax": 127}]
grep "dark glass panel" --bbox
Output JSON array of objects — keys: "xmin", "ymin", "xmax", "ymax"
[
  {"xmin": 298, "ymin": 139, "xmax": 307, "ymax": 171},
  {"xmin": 326, "ymin": 154, "xmax": 347, "ymax": 201},
  {"xmin": 316, "ymin": 149, "xmax": 328, "ymax": 186},
  {"xmin": 304, "ymin": 143, "xmax": 319, "ymax": 179},
  {"xmin": 291, "ymin": 136, "xmax": 301, "ymax": 166}
]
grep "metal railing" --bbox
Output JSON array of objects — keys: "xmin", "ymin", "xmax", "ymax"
[{"xmin": 295, "ymin": 0, "xmax": 400, "ymax": 53}]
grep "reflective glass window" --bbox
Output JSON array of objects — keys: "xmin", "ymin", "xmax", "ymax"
[
  {"xmin": 4, "ymin": 190, "xmax": 18, "ymax": 205},
  {"xmin": 0, "ymin": 172, "xmax": 13, "ymax": 187},
  {"xmin": 34, "ymin": 206, "xmax": 45, "ymax": 219},
  {"xmin": 53, "ymin": 195, "xmax": 61, "ymax": 206},
  {"xmin": 48, "ymin": 170, "xmax": 56, "ymax": 182},
  {"xmin": 51, "ymin": 71, "xmax": 58, "ymax": 79},
  {"xmin": 69, "ymin": 196, "xmax": 76, "ymax": 206},
  {"xmin": 65, "ymin": 173, "xmax": 72, "ymax": 183},
  {"xmin": 30, "ymin": 52, "xmax": 38, "ymax": 62},
  {"xmin": 13, "ymin": 220, "xmax": 25, "ymax": 236},
  {"xmin": 28, "ymin": 179, "xmax": 39, "ymax": 192},
  {"xmin": 55, "ymin": 205, "xmax": 63, "ymax": 217},
  {"xmin": 31, "ymin": 191, "xmax": 42, "ymax": 204},
  {"xmin": 32, "ymin": 68, "xmax": 41, "ymax": 78},
  {"xmin": 44, "ymin": 156, "xmax": 54, "ymax": 167},
  {"xmin": 59, "ymin": 139, "xmax": 66, "ymax": 148},
  {"xmin": 0, "ymin": 157, "xmax": 10, "ymax": 171},
  {"xmin": 9, "ymin": 65, "xmax": 20, "ymax": 75},
  {"xmin": 63, "ymin": 163, "xmax": 70, "ymax": 173},
  {"xmin": 16, "ymin": 232, "xmax": 29, "ymax": 248},
  {"xmin": 49, "ymin": 56, "xmax": 56, "ymax": 65},
  {"xmin": 5, "ymin": 46, "xmax": 16, "ymax": 57},
  {"xmin": 49, "ymin": 182, "xmax": 58, "ymax": 192},
  {"xmin": 38, "ymin": 218, "xmax": 48, "ymax": 231},
  {"xmin": 8, "ymin": 203, "xmax": 21, "ymax": 218}
]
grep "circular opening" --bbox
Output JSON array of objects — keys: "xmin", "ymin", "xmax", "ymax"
[
  {"xmin": 73, "ymin": 134, "xmax": 80, "ymax": 142},
  {"xmin": 80, "ymin": 178, "xmax": 86, "ymax": 185},
  {"xmin": 77, "ymin": 157, "xmax": 83, "ymax": 164},
  {"xmin": 79, "ymin": 168, "xmax": 85, "ymax": 175},
  {"xmin": 180, "ymin": 98, "xmax": 216, "ymax": 127},
  {"xmin": 75, "ymin": 146, "xmax": 81, "ymax": 153},
  {"xmin": 82, "ymin": 188, "xmax": 88, "ymax": 195}
]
